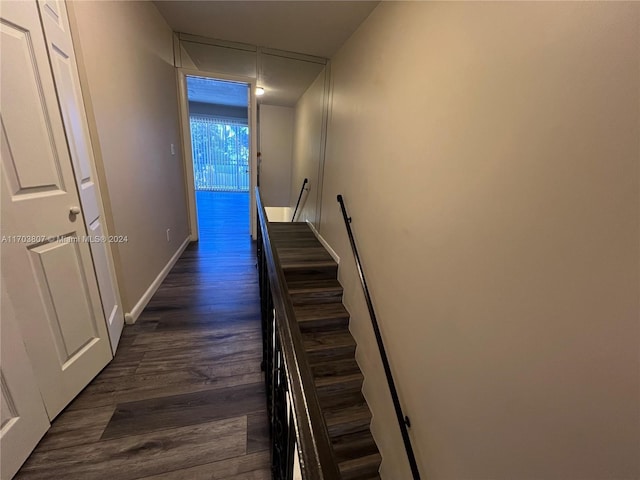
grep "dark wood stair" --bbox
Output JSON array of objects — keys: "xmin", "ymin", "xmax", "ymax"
[
  {"xmin": 270, "ymin": 223, "xmax": 381, "ymax": 479},
  {"xmin": 295, "ymin": 302, "xmax": 350, "ymax": 332},
  {"xmin": 288, "ymin": 278, "xmax": 344, "ymax": 305}
]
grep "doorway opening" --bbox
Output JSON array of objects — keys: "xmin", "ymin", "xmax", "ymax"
[{"xmin": 186, "ymin": 76, "xmax": 250, "ymax": 242}]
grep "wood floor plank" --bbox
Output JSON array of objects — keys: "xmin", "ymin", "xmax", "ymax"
[
  {"xmin": 143, "ymin": 302, "xmax": 257, "ymax": 315},
  {"xmin": 135, "ymin": 349, "xmax": 262, "ymax": 376},
  {"xmin": 100, "ymin": 382, "xmax": 266, "ymax": 440},
  {"xmin": 16, "ymin": 417, "xmax": 247, "ymax": 480},
  {"xmin": 154, "ymin": 314, "xmax": 261, "ymax": 332},
  {"xmin": 127, "ymin": 329, "xmax": 262, "ymax": 352},
  {"xmin": 247, "ymin": 411, "xmax": 270, "ymax": 454},
  {"xmin": 92, "ymin": 357, "xmax": 262, "ymax": 391},
  {"xmin": 137, "ymin": 451, "xmax": 271, "ymax": 480},
  {"xmin": 34, "ymin": 406, "xmax": 115, "ymax": 452},
  {"xmin": 135, "ymin": 344, "xmax": 262, "ymax": 374},
  {"xmin": 224, "ymin": 470, "xmax": 272, "ymax": 480},
  {"xmin": 131, "ymin": 326, "xmax": 260, "ymax": 348},
  {"xmin": 96, "ymin": 351, "xmax": 145, "ymax": 379},
  {"xmin": 68, "ymin": 369, "xmax": 263, "ymax": 412}
]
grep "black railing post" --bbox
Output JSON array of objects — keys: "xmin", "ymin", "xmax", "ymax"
[
  {"xmin": 337, "ymin": 194, "xmax": 422, "ymax": 480},
  {"xmin": 291, "ymin": 178, "xmax": 309, "ymax": 222},
  {"xmin": 270, "ymin": 329, "xmax": 297, "ymax": 480}
]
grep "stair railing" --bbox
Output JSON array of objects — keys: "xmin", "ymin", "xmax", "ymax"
[
  {"xmin": 256, "ymin": 186, "xmax": 340, "ymax": 480},
  {"xmin": 291, "ymin": 178, "xmax": 309, "ymax": 222},
  {"xmin": 337, "ymin": 194, "xmax": 422, "ymax": 480}
]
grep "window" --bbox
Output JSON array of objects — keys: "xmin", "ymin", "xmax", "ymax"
[{"xmin": 190, "ymin": 115, "xmax": 249, "ymax": 192}]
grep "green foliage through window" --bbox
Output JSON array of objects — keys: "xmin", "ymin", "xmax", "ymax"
[{"xmin": 190, "ymin": 115, "xmax": 249, "ymax": 192}]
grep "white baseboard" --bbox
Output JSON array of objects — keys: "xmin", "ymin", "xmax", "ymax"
[
  {"xmin": 124, "ymin": 236, "xmax": 190, "ymax": 324},
  {"xmin": 306, "ymin": 221, "xmax": 340, "ymax": 264}
]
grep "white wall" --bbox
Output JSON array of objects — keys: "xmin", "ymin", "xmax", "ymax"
[
  {"xmin": 265, "ymin": 206, "xmax": 293, "ymax": 223},
  {"xmin": 318, "ymin": 2, "xmax": 640, "ymax": 478},
  {"xmin": 68, "ymin": 1, "xmax": 190, "ymax": 316},
  {"xmin": 259, "ymin": 105, "xmax": 294, "ymax": 206},
  {"xmin": 291, "ymin": 70, "xmax": 327, "ymax": 223}
]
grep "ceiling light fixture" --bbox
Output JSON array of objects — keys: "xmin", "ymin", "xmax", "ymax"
[{"xmin": 255, "ymin": 87, "xmax": 265, "ymax": 96}]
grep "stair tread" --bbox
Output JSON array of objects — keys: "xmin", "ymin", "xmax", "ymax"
[
  {"xmin": 319, "ymin": 390, "xmax": 366, "ymax": 412},
  {"xmin": 277, "ymin": 246, "xmax": 336, "ymax": 265},
  {"xmin": 287, "ymin": 278, "xmax": 343, "ymax": 293},
  {"xmin": 339, "ymin": 452, "xmax": 382, "ymax": 469},
  {"xmin": 270, "ymin": 224, "xmax": 336, "ymax": 268},
  {"xmin": 280, "ymin": 258, "xmax": 338, "ymax": 282},
  {"xmin": 281, "ymin": 259, "xmax": 336, "ymax": 270},
  {"xmin": 294, "ymin": 302, "xmax": 349, "ymax": 321},
  {"xmin": 315, "ymin": 371, "xmax": 363, "ymax": 388},
  {"xmin": 302, "ymin": 329, "xmax": 355, "ymax": 352},
  {"xmin": 269, "ymin": 222, "xmax": 317, "ymax": 237},
  {"xmin": 332, "ymin": 429, "xmax": 379, "ymax": 463},
  {"xmin": 311, "ymin": 357, "xmax": 360, "ymax": 377},
  {"xmin": 339, "ymin": 452, "xmax": 382, "ymax": 476},
  {"xmin": 324, "ymin": 402, "xmax": 371, "ymax": 426}
]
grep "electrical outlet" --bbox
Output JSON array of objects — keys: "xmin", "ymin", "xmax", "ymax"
[
  {"xmin": 166, "ymin": 228, "xmax": 171, "ymax": 242},
  {"xmin": 170, "ymin": 144, "xmax": 176, "ymax": 155}
]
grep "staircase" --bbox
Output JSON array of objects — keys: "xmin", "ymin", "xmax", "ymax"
[{"xmin": 270, "ymin": 222, "xmax": 381, "ymax": 480}]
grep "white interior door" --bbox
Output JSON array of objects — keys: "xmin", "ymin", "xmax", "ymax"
[
  {"xmin": 38, "ymin": 0, "xmax": 124, "ymax": 354},
  {"xmin": 0, "ymin": 0, "xmax": 112, "ymax": 419},
  {"xmin": 0, "ymin": 280, "xmax": 51, "ymax": 480}
]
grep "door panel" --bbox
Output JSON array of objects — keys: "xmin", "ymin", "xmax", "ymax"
[
  {"xmin": 29, "ymin": 239, "xmax": 101, "ymax": 363},
  {"xmin": 0, "ymin": 0, "xmax": 112, "ymax": 419},
  {"xmin": 48, "ymin": 43, "xmax": 100, "ymax": 220},
  {"xmin": 0, "ymin": 20, "xmax": 66, "ymax": 195},
  {"xmin": 38, "ymin": 0, "xmax": 124, "ymax": 352},
  {"xmin": 88, "ymin": 218, "xmax": 120, "ymax": 333},
  {"xmin": 0, "ymin": 282, "xmax": 50, "ymax": 480}
]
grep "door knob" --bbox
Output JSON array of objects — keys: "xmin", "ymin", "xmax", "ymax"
[{"xmin": 69, "ymin": 206, "xmax": 81, "ymax": 215}]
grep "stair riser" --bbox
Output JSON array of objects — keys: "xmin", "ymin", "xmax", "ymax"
[
  {"xmin": 340, "ymin": 463, "xmax": 381, "ymax": 480},
  {"xmin": 284, "ymin": 265, "xmax": 338, "ymax": 282},
  {"xmin": 316, "ymin": 378, "xmax": 363, "ymax": 398},
  {"xmin": 318, "ymin": 392, "xmax": 365, "ymax": 411},
  {"xmin": 333, "ymin": 438, "xmax": 379, "ymax": 464},
  {"xmin": 299, "ymin": 317, "xmax": 349, "ymax": 333},
  {"xmin": 327, "ymin": 418, "xmax": 371, "ymax": 438},
  {"xmin": 312, "ymin": 360, "xmax": 360, "ymax": 378},
  {"xmin": 291, "ymin": 290, "xmax": 343, "ymax": 305},
  {"xmin": 305, "ymin": 345, "xmax": 356, "ymax": 364}
]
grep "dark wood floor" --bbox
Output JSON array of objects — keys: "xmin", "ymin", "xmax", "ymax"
[{"xmin": 16, "ymin": 191, "xmax": 271, "ymax": 480}]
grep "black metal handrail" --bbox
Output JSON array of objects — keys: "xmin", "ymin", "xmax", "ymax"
[
  {"xmin": 256, "ymin": 187, "xmax": 340, "ymax": 480},
  {"xmin": 337, "ymin": 194, "xmax": 422, "ymax": 480},
  {"xmin": 291, "ymin": 178, "xmax": 309, "ymax": 222}
]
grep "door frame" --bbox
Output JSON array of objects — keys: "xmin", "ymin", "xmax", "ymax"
[{"xmin": 177, "ymin": 68, "xmax": 258, "ymax": 240}]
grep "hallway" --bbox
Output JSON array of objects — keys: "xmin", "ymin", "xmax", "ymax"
[{"xmin": 16, "ymin": 192, "xmax": 271, "ymax": 479}]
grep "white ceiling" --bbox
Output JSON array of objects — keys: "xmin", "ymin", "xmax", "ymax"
[
  {"xmin": 181, "ymin": 39, "xmax": 327, "ymax": 107},
  {"xmin": 154, "ymin": 1, "xmax": 379, "ymax": 58}
]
